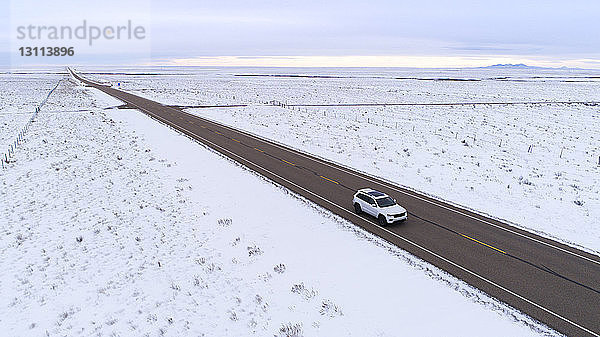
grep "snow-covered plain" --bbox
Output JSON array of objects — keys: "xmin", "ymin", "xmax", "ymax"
[
  {"xmin": 0, "ymin": 71, "xmax": 561, "ymax": 336},
  {"xmin": 0, "ymin": 73, "xmax": 60, "ymax": 156},
  {"xmin": 90, "ymin": 66, "xmax": 600, "ymax": 253}
]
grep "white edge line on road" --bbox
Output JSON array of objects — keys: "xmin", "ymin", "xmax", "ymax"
[
  {"xmin": 118, "ymin": 94, "xmax": 597, "ymax": 337},
  {"xmin": 177, "ymin": 109, "xmax": 600, "ymax": 267}
]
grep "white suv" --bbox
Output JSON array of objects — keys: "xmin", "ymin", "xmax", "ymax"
[{"xmin": 353, "ymin": 188, "xmax": 408, "ymax": 225}]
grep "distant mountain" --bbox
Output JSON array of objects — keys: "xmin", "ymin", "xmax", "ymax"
[
  {"xmin": 482, "ymin": 63, "xmax": 542, "ymax": 69},
  {"xmin": 481, "ymin": 63, "xmax": 578, "ymax": 70}
]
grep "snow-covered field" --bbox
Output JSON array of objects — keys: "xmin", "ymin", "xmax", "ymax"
[
  {"xmin": 0, "ymin": 73, "xmax": 58, "ymax": 156},
  {"xmin": 89, "ymin": 66, "xmax": 600, "ymax": 253},
  {"xmin": 0, "ymin": 71, "xmax": 561, "ymax": 336}
]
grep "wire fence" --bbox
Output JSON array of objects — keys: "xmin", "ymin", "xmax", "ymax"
[
  {"xmin": 1, "ymin": 79, "xmax": 63, "ymax": 169},
  {"xmin": 267, "ymin": 100, "xmax": 600, "ymax": 166}
]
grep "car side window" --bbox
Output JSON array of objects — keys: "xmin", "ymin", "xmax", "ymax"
[
  {"xmin": 358, "ymin": 193, "xmax": 370, "ymax": 203},
  {"xmin": 360, "ymin": 194, "xmax": 375, "ymax": 205}
]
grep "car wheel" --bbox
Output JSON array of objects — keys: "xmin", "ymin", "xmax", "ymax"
[
  {"xmin": 378, "ymin": 215, "xmax": 387, "ymax": 226},
  {"xmin": 354, "ymin": 203, "xmax": 362, "ymax": 214}
]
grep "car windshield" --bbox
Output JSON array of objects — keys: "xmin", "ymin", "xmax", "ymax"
[{"xmin": 376, "ymin": 197, "xmax": 396, "ymax": 208}]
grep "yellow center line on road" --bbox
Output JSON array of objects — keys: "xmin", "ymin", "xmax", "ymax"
[
  {"xmin": 200, "ymin": 125, "xmax": 206, "ymax": 128},
  {"xmin": 254, "ymin": 147, "xmax": 264, "ymax": 152},
  {"xmin": 281, "ymin": 159, "xmax": 295, "ymax": 166},
  {"xmin": 232, "ymin": 138, "xmax": 241, "ymax": 143},
  {"xmin": 215, "ymin": 131, "xmax": 223, "ymax": 135},
  {"xmin": 319, "ymin": 175, "xmax": 340, "ymax": 185},
  {"xmin": 460, "ymin": 234, "xmax": 507, "ymax": 254}
]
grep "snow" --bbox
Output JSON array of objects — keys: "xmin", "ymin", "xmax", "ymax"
[
  {"xmin": 0, "ymin": 72, "xmax": 559, "ymax": 336},
  {"xmin": 0, "ymin": 73, "xmax": 57, "ymax": 155},
  {"xmin": 88, "ymin": 66, "xmax": 600, "ymax": 253}
]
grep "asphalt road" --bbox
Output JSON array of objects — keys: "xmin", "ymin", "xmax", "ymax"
[{"xmin": 70, "ymin": 69, "xmax": 600, "ymax": 337}]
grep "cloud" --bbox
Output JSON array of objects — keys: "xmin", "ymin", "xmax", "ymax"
[{"xmin": 5, "ymin": 0, "xmax": 600, "ymax": 67}]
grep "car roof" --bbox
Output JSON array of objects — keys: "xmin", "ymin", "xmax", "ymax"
[{"xmin": 357, "ymin": 188, "xmax": 388, "ymax": 198}]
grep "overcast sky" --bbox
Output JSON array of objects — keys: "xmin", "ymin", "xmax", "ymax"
[{"xmin": 4, "ymin": 0, "xmax": 600, "ymax": 68}]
